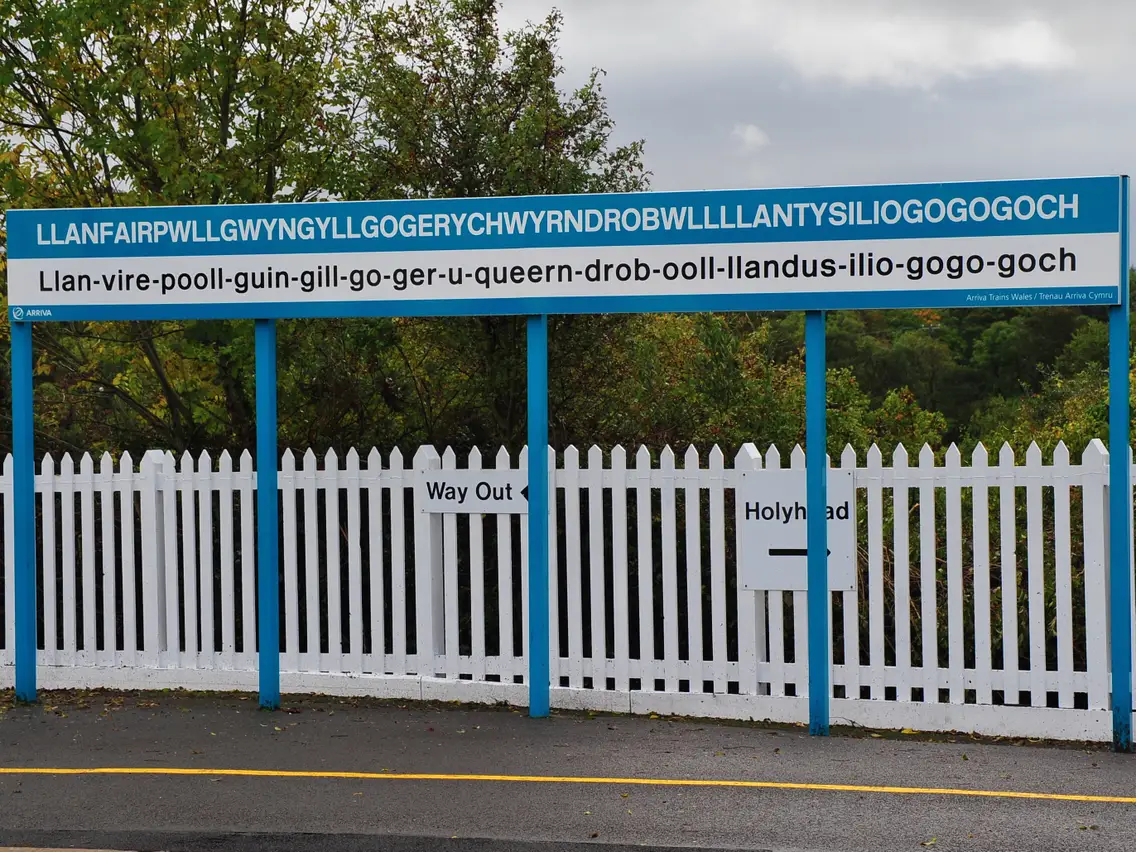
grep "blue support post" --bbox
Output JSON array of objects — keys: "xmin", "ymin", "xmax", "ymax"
[
  {"xmin": 805, "ymin": 310, "xmax": 829, "ymax": 736},
  {"xmin": 1109, "ymin": 175, "xmax": 1131, "ymax": 751},
  {"xmin": 527, "ymin": 314, "xmax": 550, "ymax": 718},
  {"xmin": 255, "ymin": 319, "xmax": 280, "ymax": 709},
  {"xmin": 11, "ymin": 321, "xmax": 36, "ymax": 702}
]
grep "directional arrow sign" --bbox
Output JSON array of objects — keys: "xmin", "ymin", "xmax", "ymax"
[
  {"xmin": 738, "ymin": 468, "xmax": 856, "ymax": 591},
  {"xmin": 420, "ymin": 469, "xmax": 529, "ymax": 514}
]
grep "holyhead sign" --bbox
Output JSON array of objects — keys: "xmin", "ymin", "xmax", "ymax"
[
  {"xmin": 6, "ymin": 175, "xmax": 1130, "ymax": 748},
  {"xmin": 6, "ymin": 176, "xmax": 1124, "ymax": 321}
]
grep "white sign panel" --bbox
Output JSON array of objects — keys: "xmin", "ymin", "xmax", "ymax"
[
  {"xmin": 420, "ymin": 469, "xmax": 529, "ymax": 514},
  {"xmin": 6, "ymin": 176, "xmax": 1124, "ymax": 322},
  {"xmin": 738, "ymin": 469, "xmax": 856, "ymax": 591}
]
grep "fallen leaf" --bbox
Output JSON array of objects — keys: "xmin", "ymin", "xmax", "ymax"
[
  {"xmin": 962, "ymin": 754, "xmax": 969, "ymax": 761},
  {"xmin": 920, "ymin": 839, "xmax": 937, "ymax": 848},
  {"xmin": 274, "ymin": 726, "xmax": 283, "ymax": 732},
  {"xmin": 869, "ymin": 733, "xmax": 883, "ymax": 739},
  {"xmin": 584, "ymin": 811, "xmax": 591, "ymax": 815},
  {"xmin": 900, "ymin": 728, "xmax": 917, "ymax": 735},
  {"xmin": 714, "ymin": 751, "xmax": 725, "ymax": 757},
  {"xmin": 649, "ymin": 714, "xmax": 659, "ymax": 720},
  {"xmin": 590, "ymin": 832, "xmax": 600, "ymax": 839}
]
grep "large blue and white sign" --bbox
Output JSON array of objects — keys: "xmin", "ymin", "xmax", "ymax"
[{"xmin": 6, "ymin": 176, "xmax": 1125, "ymax": 321}]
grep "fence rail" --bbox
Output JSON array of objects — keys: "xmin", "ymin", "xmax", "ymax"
[{"xmin": 0, "ymin": 440, "xmax": 1132, "ymax": 741}]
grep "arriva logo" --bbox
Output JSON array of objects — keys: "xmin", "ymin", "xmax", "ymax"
[{"xmin": 12, "ymin": 307, "xmax": 53, "ymax": 319}]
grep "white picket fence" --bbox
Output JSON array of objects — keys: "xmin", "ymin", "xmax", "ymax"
[{"xmin": 0, "ymin": 440, "xmax": 1130, "ymax": 741}]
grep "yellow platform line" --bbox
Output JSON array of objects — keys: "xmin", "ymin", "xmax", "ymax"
[{"xmin": 0, "ymin": 766, "xmax": 1134, "ymax": 805}]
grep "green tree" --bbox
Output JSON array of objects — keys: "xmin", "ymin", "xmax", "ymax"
[
  {"xmin": 0, "ymin": 0, "xmax": 362, "ymax": 454},
  {"xmin": 332, "ymin": 0, "xmax": 649, "ymax": 450}
]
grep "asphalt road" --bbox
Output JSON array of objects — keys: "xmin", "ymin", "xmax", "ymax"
[{"xmin": 0, "ymin": 691, "xmax": 1133, "ymax": 851}]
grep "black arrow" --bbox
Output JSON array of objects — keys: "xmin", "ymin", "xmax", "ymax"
[
  {"xmin": 769, "ymin": 548, "xmax": 831, "ymax": 557},
  {"xmin": 520, "ymin": 485, "xmax": 529, "ymax": 501}
]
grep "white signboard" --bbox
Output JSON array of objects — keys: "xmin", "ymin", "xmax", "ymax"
[
  {"xmin": 6, "ymin": 176, "xmax": 1124, "ymax": 322},
  {"xmin": 738, "ymin": 469, "xmax": 856, "ymax": 591},
  {"xmin": 420, "ymin": 469, "xmax": 529, "ymax": 514}
]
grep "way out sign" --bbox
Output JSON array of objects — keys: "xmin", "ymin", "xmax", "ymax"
[
  {"xmin": 738, "ymin": 469, "xmax": 856, "ymax": 591},
  {"xmin": 420, "ymin": 469, "xmax": 529, "ymax": 514}
]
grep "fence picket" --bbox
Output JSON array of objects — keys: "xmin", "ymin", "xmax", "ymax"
[
  {"xmin": 3, "ymin": 456, "xmax": 14, "ymax": 662},
  {"xmin": 198, "ymin": 451, "xmax": 215, "ymax": 664},
  {"xmin": 546, "ymin": 446, "xmax": 559, "ymax": 687},
  {"xmin": 683, "ymin": 445, "xmax": 704, "ymax": 693},
  {"xmin": 610, "ymin": 445, "xmax": 630, "ymax": 692},
  {"xmin": 750, "ymin": 445, "xmax": 775, "ymax": 696},
  {"xmin": 998, "ymin": 443, "xmax": 1020, "ymax": 705},
  {"xmin": 468, "ymin": 447, "xmax": 486, "ymax": 682},
  {"xmin": 1082, "ymin": 441, "xmax": 1109, "ymax": 710},
  {"xmin": 120, "ymin": 452, "xmax": 137, "ymax": 667},
  {"xmin": 587, "ymin": 445, "xmax": 607, "ymax": 688},
  {"xmin": 301, "ymin": 449, "xmax": 320, "ymax": 672},
  {"xmin": 836, "ymin": 445, "xmax": 859, "ymax": 700},
  {"xmin": 139, "ymin": 452, "xmax": 164, "ymax": 668},
  {"xmin": 971, "ymin": 444, "xmax": 993, "ymax": 705},
  {"xmin": 40, "ymin": 454, "xmax": 58, "ymax": 666},
  {"xmin": 179, "ymin": 451, "xmax": 198, "ymax": 669},
  {"xmin": 660, "ymin": 446, "xmax": 680, "ymax": 693},
  {"xmin": 389, "ymin": 448, "xmax": 408, "ymax": 675},
  {"xmin": 79, "ymin": 453, "xmax": 96, "ymax": 666},
  {"xmin": 1025, "ymin": 443, "xmax": 1046, "ymax": 707},
  {"xmin": 564, "ymin": 446, "xmax": 584, "ymax": 688},
  {"xmin": 98, "ymin": 453, "xmax": 116, "ymax": 667},
  {"xmin": 496, "ymin": 447, "xmax": 516, "ymax": 679},
  {"xmin": 218, "ymin": 451, "xmax": 236, "ymax": 670},
  {"xmin": 162, "ymin": 453, "xmax": 180, "ymax": 666},
  {"xmin": 281, "ymin": 450, "xmax": 299, "ymax": 672},
  {"xmin": 708, "ymin": 446, "xmax": 728, "ymax": 693},
  {"xmin": 60, "ymin": 453, "xmax": 77, "ymax": 665},
  {"xmin": 866, "ymin": 445, "xmax": 885, "ymax": 701},
  {"xmin": 1053, "ymin": 442, "xmax": 1074, "ymax": 708},
  {"xmin": 346, "ymin": 448, "xmax": 364, "ymax": 675},
  {"xmin": 892, "ymin": 445, "xmax": 912, "ymax": 702},
  {"xmin": 635, "ymin": 446, "xmax": 654, "ymax": 690},
  {"xmin": 366, "ymin": 448, "xmax": 386, "ymax": 675},
  {"xmin": 945, "ymin": 445, "xmax": 964, "ymax": 704},
  {"xmin": 239, "ymin": 450, "xmax": 256, "ymax": 667},
  {"xmin": 322, "ymin": 449, "xmax": 342, "ymax": 672},
  {"xmin": 918, "ymin": 444, "xmax": 937, "ymax": 703},
  {"xmin": 441, "ymin": 447, "xmax": 460, "ymax": 680}
]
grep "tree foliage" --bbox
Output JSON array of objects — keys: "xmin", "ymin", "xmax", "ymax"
[{"xmin": 0, "ymin": 0, "xmax": 1131, "ymax": 461}]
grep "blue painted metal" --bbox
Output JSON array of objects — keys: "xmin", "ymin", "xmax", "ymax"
[
  {"xmin": 11, "ymin": 321, "xmax": 36, "ymax": 702},
  {"xmin": 805, "ymin": 310, "xmax": 829, "ymax": 736},
  {"xmin": 7, "ymin": 177, "xmax": 1120, "ymax": 260},
  {"xmin": 1108, "ymin": 175, "xmax": 1131, "ymax": 751},
  {"xmin": 255, "ymin": 318, "xmax": 281, "ymax": 710},
  {"xmin": 527, "ymin": 314, "xmax": 550, "ymax": 718},
  {"xmin": 8, "ymin": 286, "xmax": 1122, "ymax": 324}
]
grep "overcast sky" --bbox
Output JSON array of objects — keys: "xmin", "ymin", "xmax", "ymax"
[{"xmin": 499, "ymin": 0, "xmax": 1133, "ymax": 217}]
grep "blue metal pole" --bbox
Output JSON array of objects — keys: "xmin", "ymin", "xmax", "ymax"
[
  {"xmin": 527, "ymin": 314, "xmax": 550, "ymax": 718},
  {"xmin": 1109, "ymin": 175, "xmax": 1131, "ymax": 751},
  {"xmin": 11, "ymin": 320, "xmax": 36, "ymax": 702},
  {"xmin": 255, "ymin": 318, "xmax": 280, "ymax": 709},
  {"xmin": 805, "ymin": 310, "xmax": 829, "ymax": 736}
]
